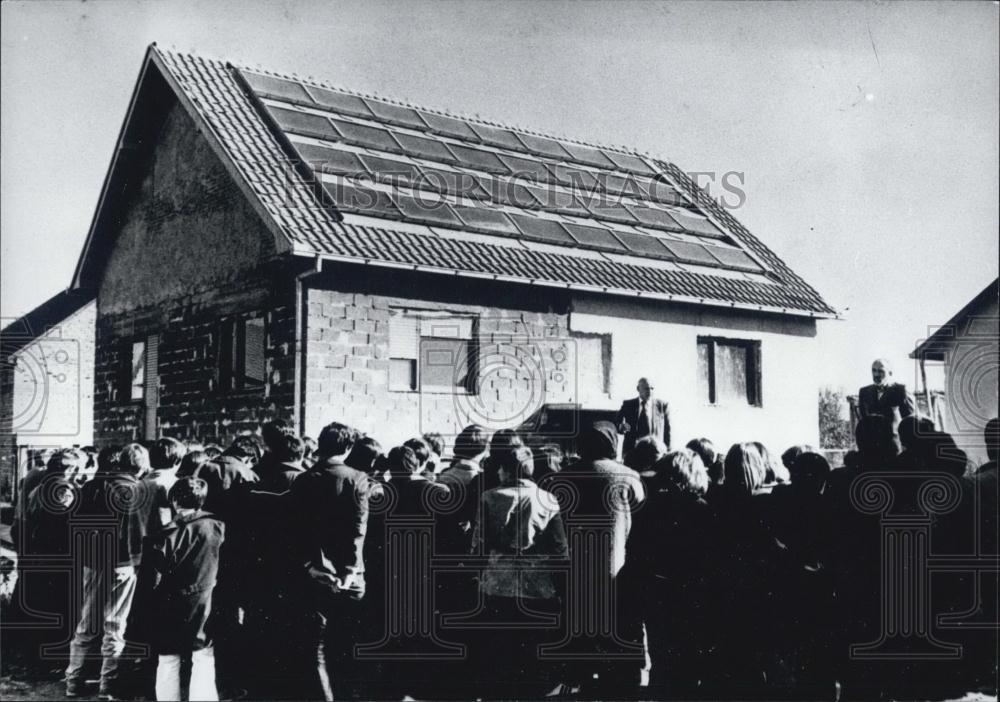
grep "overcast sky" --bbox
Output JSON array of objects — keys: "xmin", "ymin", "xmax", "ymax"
[{"xmin": 2, "ymin": 0, "xmax": 997, "ymax": 392}]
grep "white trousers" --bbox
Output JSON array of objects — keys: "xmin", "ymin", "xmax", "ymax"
[{"xmin": 155, "ymin": 647, "xmax": 219, "ymax": 701}]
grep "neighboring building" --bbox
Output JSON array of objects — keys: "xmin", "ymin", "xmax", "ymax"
[
  {"xmin": 910, "ymin": 278, "xmax": 999, "ymax": 466},
  {"xmin": 0, "ymin": 291, "xmax": 95, "ymax": 499},
  {"xmin": 69, "ymin": 44, "xmax": 835, "ymax": 451}
]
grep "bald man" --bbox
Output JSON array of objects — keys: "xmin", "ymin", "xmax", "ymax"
[
  {"xmin": 616, "ymin": 377, "xmax": 670, "ymax": 457},
  {"xmin": 858, "ymin": 358, "xmax": 915, "ymax": 452}
]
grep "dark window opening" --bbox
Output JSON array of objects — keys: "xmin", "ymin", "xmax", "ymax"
[
  {"xmin": 220, "ymin": 315, "xmax": 267, "ymax": 392},
  {"xmin": 389, "ymin": 312, "xmax": 477, "ymax": 393},
  {"xmin": 697, "ymin": 336, "xmax": 761, "ymax": 406}
]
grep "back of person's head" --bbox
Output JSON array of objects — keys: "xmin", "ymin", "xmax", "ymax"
[
  {"xmin": 723, "ymin": 442, "xmax": 767, "ymax": 496},
  {"xmin": 533, "ymin": 444, "xmax": 563, "ymax": 482},
  {"xmin": 277, "ymin": 433, "xmax": 306, "ymax": 464},
  {"xmin": 780, "ymin": 444, "xmax": 814, "ymax": 470},
  {"xmin": 168, "ymin": 477, "xmax": 209, "ymax": 511},
  {"xmin": 178, "ymin": 450, "xmax": 209, "ymax": 478},
  {"xmin": 403, "ymin": 438, "xmax": 431, "ymax": 465},
  {"xmin": 150, "ymin": 437, "xmax": 186, "ymax": 470},
  {"xmin": 489, "ymin": 429, "xmax": 524, "ymax": 456},
  {"xmin": 686, "ymin": 438, "xmax": 717, "ymax": 467},
  {"xmin": 922, "ymin": 430, "xmax": 969, "ymax": 477},
  {"xmin": 754, "ymin": 442, "xmax": 788, "ymax": 484},
  {"xmin": 422, "ymin": 432, "xmax": 445, "ymax": 457},
  {"xmin": 579, "ymin": 421, "xmax": 619, "ymax": 462},
  {"xmin": 97, "ymin": 446, "xmax": 121, "ymax": 475},
  {"xmin": 791, "ymin": 452, "xmax": 831, "ymax": 495},
  {"xmin": 655, "ymin": 449, "xmax": 708, "ymax": 497},
  {"xmin": 898, "ymin": 416, "xmax": 935, "ymax": 451},
  {"xmin": 119, "ymin": 443, "xmax": 151, "ymax": 476},
  {"xmin": 498, "ymin": 445, "xmax": 534, "ymax": 483},
  {"xmin": 186, "ymin": 441, "xmax": 205, "ymax": 453},
  {"xmin": 985, "ymin": 417, "xmax": 999, "ymax": 462},
  {"xmin": 625, "ymin": 435, "xmax": 666, "ymax": 472},
  {"xmin": 224, "ymin": 434, "xmax": 263, "ymax": 464},
  {"xmin": 317, "ymin": 422, "xmax": 357, "ymax": 458},
  {"xmin": 203, "ymin": 444, "xmax": 223, "ymax": 459},
  {"xmin": 453, "ymin": 424, "xmax": 489, "ymax": 460},
  {"xmin": 46, "ymin": 449, "xmax": 80, "ymax": 478},
  {"xmin": 386, "ymin": 445, "xmax": 420, "ymax": 477},
  {"xmin": 346, "ymin": 436, "xmax": 383, "ymax": 474},
  {"xmin": 261, "ymin": 419, "xmax": 291, "ymax": 452}
]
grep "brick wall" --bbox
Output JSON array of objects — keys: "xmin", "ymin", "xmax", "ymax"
[
  {"xmin": 94, "ymin": 280, "xmax": 297, "ymax": 445},
  {"xmin": 304, "ymin": 283, "xmax": 580, "ymax": 447}
]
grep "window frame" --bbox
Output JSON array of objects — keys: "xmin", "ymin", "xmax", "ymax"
[
  {"xmin": 388, "ymin": 309, "xmax": 479, "ymax": 395},
  {"xmin": 217, "ymin": 313, "xmax": 267, "ymax": 394},
  {"xmin": 697, "ymin": 335, "xmax": 762, "ymax": 407}
]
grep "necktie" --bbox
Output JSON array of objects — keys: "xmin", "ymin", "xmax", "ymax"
[{"xmin": 637, "ymin": 400, "xmax": 651, "ymax": 437}]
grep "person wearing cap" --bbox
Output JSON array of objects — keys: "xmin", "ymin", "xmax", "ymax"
[
  {"xmin": 857, "ymin": 358, "xmax": 914, "ymax": 452},
  {"xmin": 616, "ymin": 377, "xmax": 671, "ymax": 457}
]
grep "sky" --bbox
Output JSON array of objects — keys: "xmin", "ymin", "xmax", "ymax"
[{"xmin": 1, "ymin": 0, "xmax": 997, "ymax": 393}]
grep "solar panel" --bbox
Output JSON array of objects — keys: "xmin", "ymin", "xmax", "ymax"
[
  {"xmin": 418, "ymin": 166, "xmax": 489, "ymax": 199},
  {"xmin": 294, "ymin": 142, "xmax": 366, "ymax": 176},
  {"xmin": 393, "ymin": 132, "xmax": 457, "ymax": 163},
  {"xmin": 584, "ymin": 200, "xmax": 640, "ymax": 225},
  {"xmin": 647, "ymin": 177, "xmax": 686, "ymax": 205},
  {"xmin": 267, "ymin": 106, "xmax": 340, "ymax": 140},
  {"xmin": 563, "ymin": 223, "xmax": 627, "ymax": 252},
  {"xmin": 517, "ymin": 133, "xmax": 572, "ymax": 160},
  {"xmin": 468, "ymin": 122, "xmax": 525, "ymax": 151},
  {"xmin": 626, "ymin": 205, "xmax": 682, "ymax": 231},
  {"xmin": 536, "ymin": 188, "xmax": 592, "ymax": 217},
  {"xmin": 549, "ymin": 164, "xmax": 600, "ymax": 192},
  {"xmin": 497, "ymin": 154, "xmax": 553, "ymax": 183},
  {"xmin": 363, "ymin": 99, "xmax": 428, "ymax": 129},
  {"xmin": 668, "ymin": 209, "xmax": 726, "ymax": 238},
  {"xmin": 242, "ymin": 71, "xmax": 312, "ymax": 103},
  {"xmin": 603, "ymin": 150, "xmax": 657, "ymax": 176},
  {"xmin": 661, "ymin": 240, "xmax": 719, "ymax": 266},
  {"xmin": 322, "ymin": 181, "xmax": 401, "ymax": 219},
  {"xmin": 563, "ymin": 142, "xmax": 615, "ymax": 168},
  {"xmin": 307, "ymin": 87, "xmax": 373, "ymax": 118},
  {"xmin": 418, "ymin": 111, "xmax": 479, "ymax": 141},
  {"xmin": 598, "ymin": 172, "xmax": 634, "ymax": 195},
  {"xmin": 329, "ymin": 119, "xmax": 400, "ymax": 153},
  {"xmin": 612, "ymin": 230, "xmax": 674, "ymax": 257},
  {"xmin": 703, "ymin": 245, "xmax": 763, "ymax": 271},
  {"xmin": 508, "ymin": 214, "xmax": 576, "ymax": 245},
  {"xmin": 358, "ymin": 154, "xmax": 424, "ymax": 187},
  {"xmin": 480, "ymin": 177, "xmax": 541, "ymax": 209},
  {"xmin": 452, "ymin": 205, "xmax": 520, "ymax": 236},
  {"xmin": 393, "ymin": 192, "xmax": 464, "ymax": 228},
  {"xmin": 447, "ymin": 144, "xmax": 509, "ymax": 174}
]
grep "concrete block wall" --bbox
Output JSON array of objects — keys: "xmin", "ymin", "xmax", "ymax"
[{"xmin": 303, "ymin": 286, "xmax": 577, "ymax": 447}]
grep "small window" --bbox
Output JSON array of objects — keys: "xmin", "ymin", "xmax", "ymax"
[
  {"xmin": 130, "ymin": 340, "xmax": 146, "ymax": 401},
  {"xmin": 389, "ymin": 311, "xmax": 476, "ymax": 393},
  {"xmin": 220, "ymin": 315, "xmax": 266, "ymax": 392},
  {"xmin": 697, "ymin": 336, "xmax": 761, "ymax": 406}
]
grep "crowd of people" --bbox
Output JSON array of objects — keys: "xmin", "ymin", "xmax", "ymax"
[{"xmin": 4, "ymin": 409, "xmax": 998, "ymax": 701}]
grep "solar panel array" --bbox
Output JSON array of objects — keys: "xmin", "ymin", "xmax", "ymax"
[{"xmin": 238, "ymin": 69, "xmax": 764, "ymax": 274}]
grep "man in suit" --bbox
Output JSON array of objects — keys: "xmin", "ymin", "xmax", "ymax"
[
  {"xmin": 616, "ymin": 377, "xmax": 671, "ymax": 458},
  {"xmin": 858, "ymin": 358, "xmax": 915, "ymax": 453}
]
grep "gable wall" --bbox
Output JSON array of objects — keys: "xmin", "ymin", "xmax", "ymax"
[{"xmin": 93, "ymin": 98, "xmax": 296, "ymax": 445}]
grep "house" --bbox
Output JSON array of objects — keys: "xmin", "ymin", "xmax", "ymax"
[
  {"xmin": 0, "ymin": 291, "xmax": 95, "ymax": 500},
  {"xmin": 910, "ymin": 278, "xmax": 999, "ymax": 466},
  {"xmin": 69, "ymin": 44, "xmax": 836, "ymax": 452}
]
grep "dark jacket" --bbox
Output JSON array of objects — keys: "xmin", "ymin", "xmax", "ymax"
[
  {"xmin": 616, "ymin": 396, "xmax": 671, "ymax": 456},
  {"xmin": 77, "ymin": 472, "xmax": 156, "ymax": 568},
  {"xmin": 255, "ymin": 459, "xmax": 305, "ymax": 494},
  {"xmin": 144, "ymin": 510, "xmax": 226, "ymax": 653},
  {"xmin": 858, "ymin": 382, "xmax": 914, "ymax": 447},
  {"xmin": 180, "ymin": 455, "xmax": 259, "ymax": 521},
  {"xmin": 289, "ymin": 457, "xmax": 371, "ymax": 590}
]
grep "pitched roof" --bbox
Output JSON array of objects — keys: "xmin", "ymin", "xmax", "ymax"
[
  {"xmin": 1, "ymin": 290, "xmax": 94, "ymax": 358},
  {"xmin": 910, "ymin": 278, "xmax": 999, "ymax": 360},
  {"xmin": 72, "ymin": 44, "xmax": 835, "ymax": 318}
]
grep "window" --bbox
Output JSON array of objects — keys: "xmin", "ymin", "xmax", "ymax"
[
  {"xmin": 389, "ymin": 311, "xmax": 477, "ymax": 393},
  {"xmin": 220, "ymin": 315, "xmax": 266, "ymax": 391},
  {"xmin": 697, "ymin": 336, "xmax": 761, "ymax": 406},
  {"xmin": 120, "ymin": 335, "xmax": 159, "ymax": 439},
  {"xmin": 130, "ymin": 340, "xmax": 146, "ymax": 401}
]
